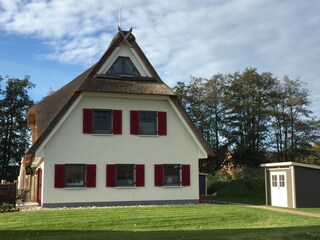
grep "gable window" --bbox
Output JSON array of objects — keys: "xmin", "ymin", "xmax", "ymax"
[
  {"xmin": 83, "ymin": 109, "xmax": 122, "ymax": 135},
  {"xmin": 106, "ymin": 56, "xmax": 141, "ymax": 77},
  {"xmin": 154, "ymin": 164, "xmax": 190, "ymax": 187},
  {"xmin": 106, "ymin": 164, "xmax": 145, "ymax": 187},
  {"xmin": 130, "ymin": 111, "xmax": 167, "ymax": 136},
  {"xmin": 54, "ymin": 164, "xmax": 96, "ymax": 188}
]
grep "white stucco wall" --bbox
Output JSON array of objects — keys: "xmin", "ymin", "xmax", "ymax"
[{"xmin": 38, "ymin": 93, "xmax": 206, "ymax": 206}]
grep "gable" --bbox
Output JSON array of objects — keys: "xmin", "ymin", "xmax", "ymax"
[{"xmin": 23, "ymin": 27, "xmax": 214, "ymax": 167}]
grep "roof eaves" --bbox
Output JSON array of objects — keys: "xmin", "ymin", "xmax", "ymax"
[{"xmin": 170, "ymin": 96, "xmax": 215, "ymax": 157}]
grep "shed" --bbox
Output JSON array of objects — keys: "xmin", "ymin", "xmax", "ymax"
[{"xmin": 261, "ymin": 162, "xmax": 320, "ymax": 208}]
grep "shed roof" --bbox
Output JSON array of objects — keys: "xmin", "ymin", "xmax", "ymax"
[{"xmin": 261, "ymin": 162, "xmax": 320, "ymax": 170}]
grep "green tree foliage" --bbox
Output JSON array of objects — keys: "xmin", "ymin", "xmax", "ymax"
[
  {"xmin": 0, "ymin": 76, "xmax": 35, "ymax": 181},
  {"xmin": 174, "ymin": 68, "xmax": 320, "ymax": 169}
]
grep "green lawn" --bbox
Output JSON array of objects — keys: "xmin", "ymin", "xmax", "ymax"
[{"xmin": 0, "ymin": 205, "xmax": 320, "ymax": 240}]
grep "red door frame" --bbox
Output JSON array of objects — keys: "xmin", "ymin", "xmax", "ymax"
[{"xmin": 36, "ymin": 168, "xmax": 42, "ymax": 205}]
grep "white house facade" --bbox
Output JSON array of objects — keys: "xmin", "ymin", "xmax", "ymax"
[{"xmin": 24, "ymin": 28, "xmax": 214, "ymax": 208}]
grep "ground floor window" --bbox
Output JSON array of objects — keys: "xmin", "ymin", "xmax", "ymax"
[
  {"xmin": 65, "ymin": 164, "xmax": 86, "ymax": 187},
  {"xmin": 106, "ymin": 164, "xmax": 145, "ymax": 187},
  {"xmin": 117, "ymin": 164, "xmax": 135, "ymax": 186},
  {"xmin": 155, "ymin": 164, "xmax": 190, "ymax": 187},
  {"xmin": 163, "ymin": 164, "xmax": 180, "ymax": 186},
  {"xmin": 54, "ymin": 164, "xmax": 96, "ymax": 188}
]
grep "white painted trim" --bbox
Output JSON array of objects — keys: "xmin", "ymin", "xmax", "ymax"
[
  {"xmin": 261, "ymin": 161, "xmax": 320, "ymax": 170},
  {"xmin": 291, "ymin": 165, "xmax": 296, "ymax": 208},
  {"xmin": 32, "ymin": 157, "xmax": 44, "ymax": 168},
  {"xmin": 97, "ymin": 47, "xmax": 120, "ymax": 74},
  {"xmin": 268, "ymin": 167, "xmax": 290, "ymax": 171},
  {"xmin": 168, "ymin": 98, "xmax": 207, "ymax": 159},
  {"xmin": 130, "ymin": 48, "xmax": 152, "ymax": 76},
  {"xmin": 35, "ymin": 95, "xmax": 83, "ymax": 156}
]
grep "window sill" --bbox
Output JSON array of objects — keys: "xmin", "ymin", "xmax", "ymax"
[
  {"xmin": 114, "ymin": 186, "xmax": 136, "ymax": 189},
  {"xmin": 162, "ymin": 185, "xmax": 182, "ymax": 188},
  {"xmin": 91, "ymin": 134, "xmax": 114, "ymax": 136},
  {"xmin": 138, "ymin": 135, "xmax": 159, "ymax": 137},
  {"xmin": 63, "ymin": 187, "xmax": 87, "ymax": 190}
]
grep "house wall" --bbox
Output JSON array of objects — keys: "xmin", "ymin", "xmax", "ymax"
[
  {"xmin": 40, "ymin": 93, "xmax": 203, "ymax": 207},
  {"xmin": 295, "ymin": 166, "xmax": 320, "ymax": 208}
]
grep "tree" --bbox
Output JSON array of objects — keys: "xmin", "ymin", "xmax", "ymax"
[
  {"xmin": 269, "ymin": 76, "xmax": 317, "ymax": 162},
  {"xmin": 0, "ymin": 76, "xmax": 35, "ymax": 181},
  {"xmin": 223, "ymin": 68, "xmax": 277, "ymax": 166},
  {"xmin": 174, "ymin": 68, "xmax": 320, "ymax": 168}
]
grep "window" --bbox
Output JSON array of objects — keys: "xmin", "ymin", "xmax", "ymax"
[
  {"xmin": 65, "ymin": 164, "xmax": 86, "ymax": 187},
  {"xmin": 106, "ymin": 56, "xmax": 141, "ymax": 77},
  {"xmin": 140, "ymin": 111, "xmax": 157, "ymax": 135},
  {"xmin": 54, "ymin": 164, "xmax": 96, "ymax": 188},
  {"xmin": 154, "ymin": 164, "xmax": 190, "ymax": 187},
  {"xmin": 106, "ymin": 164, "xmax": 145, "ymax": 187},
  {"xmin": 272, "ymin": 175, "xmax": 277, "ymax": 187},
  {"xmin": 83, "ymin": 109, "xmax": 122, "ymax": 135},
  {"xmin": 93, "ymin": 110, "xmax": 112, "ymax": 134},
  {"xmin": 130, "ymin": 111, "xmax": 167, "ymax": 135},
  {"xmin": 164, "ymin": 164, "xmax": 180, "ymax": 186},
  {"xmin": 279, "ymin": 175, "xmax": 285, "ymax": 187},
  {"xmin": 117, "ymin": 165, "xmax": 134, "ymax": 186}
]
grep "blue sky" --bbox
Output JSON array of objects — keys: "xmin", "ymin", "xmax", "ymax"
[{"xmin": 1, "ymin": 0, "xmax": 320, "ymax": 117}]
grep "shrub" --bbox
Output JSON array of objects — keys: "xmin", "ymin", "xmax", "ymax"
[
  {"xmin": 0, "ymin": 203, "xmax": 18, "ymax": 213},
  {"xmin": 207, "ymin": 165, "xmax": 265, "ymax": 198}
]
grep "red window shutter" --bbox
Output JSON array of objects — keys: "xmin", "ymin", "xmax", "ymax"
[
  {"xmin": 86, "ymin": 164, "xmax": 96, "ymax": 188},
  {"xmin": 106, "ymin": 164, "xmax": 116, "ymax": 187},
  {"xmin": 181, "ymin": 164, "xmax": 191, "ymax": 186},
  {"xmin": 112, "ymin": 110, "xmax": 122, "ymax": 134},
  {"xmin": 130, "ymin": 111, "xmax": 139, "ymax": 135},
  {"xmin": 158, "ymin": 112, "xmax": 167, "ymax": 135},
  {"xmin": 54, "ymin": 164, "xmax": 65, "ymax": 188},
  {"xmin": 135, "ymin": 164, "xmax": 145, "ymax": 187},
  {"xmin": 83, "ymin": 109, "xmax": 93, "ymax": 134},
  {"xmin": 154, "ymin": 164, "xmax": 164, "ymax": 187}
]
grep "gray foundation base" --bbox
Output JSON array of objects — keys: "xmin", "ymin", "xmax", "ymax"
[{"xmin": 42, "ymin": 199, "xmax": 199, "ymax": 208}]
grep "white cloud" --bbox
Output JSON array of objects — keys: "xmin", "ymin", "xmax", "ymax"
[{"xmin": 1, "ymin": 0, "xmax": 320, "ymax": 115}]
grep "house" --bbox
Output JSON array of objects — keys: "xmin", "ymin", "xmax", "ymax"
[
  {"xmin": 23, "ymin": 27, "xmax": 214, "ymax": 208},
  {"xmin": 261, "ymin": 162, "xmax": 320, "ymax": 208}
]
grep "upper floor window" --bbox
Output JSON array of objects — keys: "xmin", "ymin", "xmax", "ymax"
[
  {"xmin": 130, "ymin": 111, "xmax": 167, "ymax": 136},
  {"xmin": 106, "ymin": 56, "xmax": 141, "ymax": 77},
  {"xmin": 93, "ymin": 110, "xmax": 112, "ymax": 134},
  {"xmin": 83, "ymin": 109, "xmax": 122, "ymax": 135},
  {"xmin": 139, "ymin": 111, "xmax": 157, "ymax": 135}
]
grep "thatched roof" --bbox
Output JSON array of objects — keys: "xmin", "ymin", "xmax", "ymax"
[{"xmin": 24, "ymin": 28, "xmax": 214, "ymax": 166}]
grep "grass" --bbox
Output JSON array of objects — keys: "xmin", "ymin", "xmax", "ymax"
[
  {"xmin": 297, "ymin": 208, "xmax": 320, "ymax": 214},
  {"xmin": 0, "ymin": 204, "xmax": 320, "ymax": 240},
  {"xmin": 204, "ymin": 195, "xmax": 265, "ymax": 205}
]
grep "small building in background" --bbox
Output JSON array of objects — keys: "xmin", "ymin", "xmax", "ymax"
[{"xmin": 261, "ymin": 162, "xmax": 320, "ymax": 208}]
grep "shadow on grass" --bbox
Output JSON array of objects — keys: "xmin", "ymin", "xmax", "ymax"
[{"xmin": 1, "ymin": 226, "xmax": 320, "ymax": 240}]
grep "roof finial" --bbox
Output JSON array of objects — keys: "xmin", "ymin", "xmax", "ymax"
[{"xmin": 118, "ymin": 0, "xmax": 122, "ymax": 28}]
